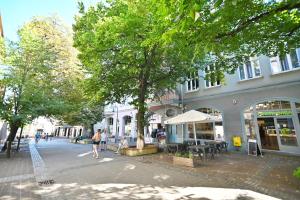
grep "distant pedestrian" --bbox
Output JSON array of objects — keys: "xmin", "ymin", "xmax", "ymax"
[
  {"xmin": 92, "ymin": 129, "xmax": 101, "ymax": 158},
  {"xmin": 101, "ymin": 129, "xmax": 107, "ymax": 151},
  {"xmin": 35, "ymin": 131, "xmax": 40, "ymax": 144}
]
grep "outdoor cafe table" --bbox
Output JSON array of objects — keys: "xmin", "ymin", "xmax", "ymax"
[
  {"xmin": 205, "ymin": 141, "xmax": 228, "ymax": 153},
  {"xmin": 165, "ymin": 143, "xmax": 179, "ymax": 153},
  {"xmin": 187, "ymin": 145, "xmax": 211, "ymax": 160}
]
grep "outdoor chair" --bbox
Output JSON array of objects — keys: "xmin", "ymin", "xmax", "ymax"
[{"xmin": 204, "ymin": 142, "xmax": 216, "ymax": 159}]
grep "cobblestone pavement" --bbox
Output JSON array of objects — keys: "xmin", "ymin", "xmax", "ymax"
[
  {"xmin": 1, "ymin": 138, "xmax": 299, "ymax": 200},
  {"xmin": 0, "ymin": 142, "xmax": 41, "ymax": 199},
  {"xmin": 138, "ymin": 151, "xmax": 300, "ymax": 200}
]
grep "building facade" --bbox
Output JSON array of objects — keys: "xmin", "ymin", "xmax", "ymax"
[
  {"xmin": 0, "ymin": 13, "xmax": 7, "ymax": 143},
  {"xmin": 54, "ymin": 125, "xmax": 85, "ymax": 138},
  {"xmin": 100, "ymin": 103, "xmax": 138, "ymax": 141},
  {"xmin": 150, "ymin": 49, "xmax": 300, "ymax": 154}
]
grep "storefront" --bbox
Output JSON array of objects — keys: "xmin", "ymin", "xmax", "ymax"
[{"xmin": 243, "ymin": 100, "xmax": 300, "ymax": 153}]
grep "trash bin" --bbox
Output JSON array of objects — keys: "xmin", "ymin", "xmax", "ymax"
[{"xmin": 233, "ymin": 136, "xmax": 242, "ymax": 147}]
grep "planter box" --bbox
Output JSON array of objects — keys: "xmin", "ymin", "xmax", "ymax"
[
  {"xmin": 173, "ymin": 156, "xmax": 199, "ymax": 168},
  {"xmin": 123, "ymin": 145, "xmax": 158, "ymax": 156},
  {"xmin": 107, "ymin": 144, "xmax": 118, "ymax": 151},
  {"xmin": 70, "ymin": 138, "xmax": 76, "ymax": 143},
  {"xmin": 78, "ymin": 139, "xmax": 92, "ymax": 144}
]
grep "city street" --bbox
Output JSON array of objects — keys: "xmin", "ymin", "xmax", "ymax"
[{"xmin": 0, "ymin": 138, "xmax": 299, "ymax": 200}]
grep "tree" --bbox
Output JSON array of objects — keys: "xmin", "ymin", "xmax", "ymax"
[
  {"xmin": 73, "ymin": 0, "xmax": 195, "ymax": 149},
  {"xmin": 62, "ymin": 101, "xmax": 104, "ymax": 136},
  {"xmin": 157, "ymin": 0, "xmax": 300, "ymax": 73},
  {"xmin": 0, "ymin": 16, "xmax": 84, "ymax": 151}
]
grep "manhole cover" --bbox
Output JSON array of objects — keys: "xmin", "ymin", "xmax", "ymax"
[{"xmin": 38, "ymin": 180, "xmax": 55, "ymax": 186}]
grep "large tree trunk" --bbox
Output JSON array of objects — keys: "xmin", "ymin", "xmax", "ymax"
[
  {"xmin": 136, "ymin": 47, "xmax": 155, "ymax": 149},
  {"xmin": 136, "ymin": 106, "xmax": 145, "ymax": 150},
  {"xmin": 136, "ymin": 73, "xmax": 147, "ymax": 150},
  {"xmin": 16, "ymin": 125, "xmax": 24, "ymax": 151},
  {"xmin": 1, "ymin": 123, "xmax": 20, "ymax": 152},
  {"xmin": 90, "ymin": 123, "xmax": 95, "ymax": 136}
]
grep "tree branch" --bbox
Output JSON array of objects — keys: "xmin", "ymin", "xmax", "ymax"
[{"xmin": 216, "ymin": 1, "xmax": 300, "ymax": 39}]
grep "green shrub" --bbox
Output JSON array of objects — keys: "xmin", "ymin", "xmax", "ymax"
[
  {"xmin": 293, "ymin": 167, "xmax": 300, "ymax": 179},
  {"xmin": 174, "ymin": 151, "xmax": 193, "ymax": 158}
]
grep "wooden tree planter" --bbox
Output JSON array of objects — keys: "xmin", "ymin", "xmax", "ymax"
[
  {"xmin": 122, "ymin": 145, "xmax": 158, "ymax": 156},
  {"xmin": 173, "ymin": 156, "xmax": 199, "ymax": 168}
]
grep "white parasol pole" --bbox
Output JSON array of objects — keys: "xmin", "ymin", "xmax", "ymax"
[{"xmin": 193, "ymin": 122, "xmax": 197, "ymax": 145}]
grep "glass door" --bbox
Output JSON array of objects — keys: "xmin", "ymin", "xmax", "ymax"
[
  {"xmin": 276, "ymin": 118, "xmax": 298, "ymax": 146},
  {"xmin": 257, "ymin": 118, "xmax": 279, "ymax": 150}
]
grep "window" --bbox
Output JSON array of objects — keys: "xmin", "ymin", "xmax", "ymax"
[
  {"xmin": 239, "ymin": 57, "xmax": 261, "ymax": 80},
  {"xmin": 277, "ymin": 118, "xmax": 297, "ymax": 146},
  {"xmin": 186, "ymin": 72, "xmax": 199, "ymax": 92},
  {"xmin": 270, "ymin": 48, "xmax": 300, "ymax": 74},
  {"xmin": 195, "ymin": 122, "xmax": 214, "ymax": 140},
  {"xmin": 205, "ymin": 65, "xmax": 221, "ymax": 88},
  {"xmin": 296, "ymin": 103, "xmax": 300, "ymax": 124},
  {"xmin": 244, "ymin": 107, "xmax": 256, "ymax": 139},
  {"xmin": 108, "ymin": 118, "xmax": 114, "ymax": 125},
  {"xmin": 124, "ymin": 116, "xmax": 132, "ymax": 136},
  {"xmin": 290, "ymin": 50, "xmax": 300, "ymax": 68}
]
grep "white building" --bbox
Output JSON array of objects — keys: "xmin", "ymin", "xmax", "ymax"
[{"xmin": 100, "ymin": 103, "xmax": 137, "ymax": 141}]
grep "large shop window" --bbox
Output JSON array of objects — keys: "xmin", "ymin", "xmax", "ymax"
[
  {"xmin": 195, "ymin": 123, "xmax": 214, "ymax": 140},
  {"xmin": 187, "ymin": 123, "xmax": 215, "ymax": 140},
  {"xmin": 188, "ymin": 124, "xmax": 194, "ymax": 140},
  {"xmin": 277, "ymin": 118, "xmax": 297, "ymax": 146},
  {"xmin": 197, "ymin": 107, "xmax": 224, "ymax": 140},
  {"xmin": 186, "ymin": 72, "xmax": 199, "ymax": 92},
  {"xmin": 270, "ymin": 48, "xmax": 300, "ymax": 74},
  {"xmin": 239, "ymin": 57, "xmax": 261, "ymax": 80},
  {"xmin": 244, "ymin": 100, "xmax": 299, "ymax": 150},
  {"xmin": 204, "ymin": 65, "xmax": 221, "ymax": 88}
]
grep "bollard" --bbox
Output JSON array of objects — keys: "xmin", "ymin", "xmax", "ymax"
[{"xmin": 6, "ymin": 141, "xmax": 11, "ymax": 158}]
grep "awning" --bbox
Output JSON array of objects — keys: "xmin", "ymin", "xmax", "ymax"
[{"xmin": 164, "ymin": 110, "xmax": 221, "ymax": 124}]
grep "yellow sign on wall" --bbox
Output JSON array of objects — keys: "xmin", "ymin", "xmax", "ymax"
[{"xmin": 233, "ymin": 136, "xmax": 242, "ymax": 147}]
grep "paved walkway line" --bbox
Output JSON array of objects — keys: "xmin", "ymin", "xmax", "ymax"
[
  {"xmin": 29, "ymin": 141, "xmax": 54, "ymax": 185},
  {"xmin": 0, "ymin": 173, "xmax": 34, "ymax": 184}
]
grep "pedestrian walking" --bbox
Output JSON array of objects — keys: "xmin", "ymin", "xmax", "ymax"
[
  {"xmin": 92, "ymin": 129, "xmax": 101, "ymax": 158},
  {"xmin": 101, "ymin": 129, "xmax": 107, "ymax": 151},
  {"xmin": 35, "ymin": 131, "xmax": 40, "ymax": 144}
]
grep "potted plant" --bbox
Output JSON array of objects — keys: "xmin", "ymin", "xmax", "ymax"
[
  {"xmin": 173, "ymin": 151, "xmax": 199, "ymax": 167},
  {"xmin": 293, "ymin": 167, "xmax": 300, "ymax": 180}
]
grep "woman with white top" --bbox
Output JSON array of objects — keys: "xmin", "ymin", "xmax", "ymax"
[{"xmin": 100, "ymin": 129, "xmax": 107, "ymax": 151}]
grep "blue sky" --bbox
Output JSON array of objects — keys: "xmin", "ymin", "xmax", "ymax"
[{"xmin": 0, "ymin": 0, "xmax": 100, "ymax": 41}]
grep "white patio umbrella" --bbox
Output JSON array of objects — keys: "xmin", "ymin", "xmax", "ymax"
[{"xmin": 164, "ymin": 110, "xmax": 221, "ymax": 144}]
